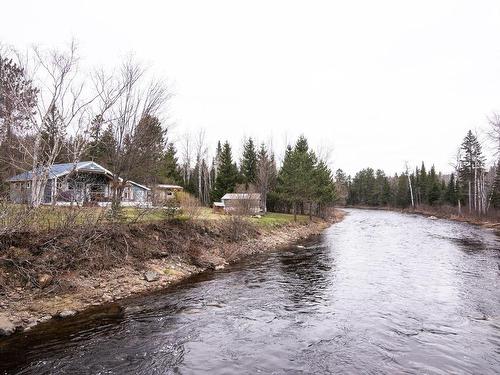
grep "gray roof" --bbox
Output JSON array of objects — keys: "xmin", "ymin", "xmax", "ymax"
[
  {"xmin": 129, "ymin": 181, "xmax": 151, "ymax": 191},
  {"xmin": 155, "ymin": 184, "xmax": 183, "ymax": 190},
  {"xmin": 221, "ymin": 193, "xmax": 261, "ymax": 200},
  {"xmin": 7, "ymin": 161, "xmax": 113, "ymax": 182}
]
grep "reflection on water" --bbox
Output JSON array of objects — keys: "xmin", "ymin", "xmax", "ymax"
[{"xmin": 1, "ymin": 209, "xmax": 500, "ymax": 374}]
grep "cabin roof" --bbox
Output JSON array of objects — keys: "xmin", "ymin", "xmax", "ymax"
[
  {"xmin": 7, "ymin": 161, "xmax": 114, "ymax": 182},
  {"xmin": 155, "ymin": 184, "xmax": 183, "ymax": 190},
  {"xmin": 128, "ymin": 181, "xmax": 151, "ymax": 191},
  {"xmin": 221, "ymin": 193, "xmax": 261, "ymax": 200}
]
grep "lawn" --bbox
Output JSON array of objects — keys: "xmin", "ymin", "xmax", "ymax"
[
  {"xmin": 249, "ymin": 212, "xmax": 310, "ymax": 228},
  {"xmin": 192, "ymin": 207, "xmax": 310, "ymax": 228},
  {"xmin": 1, "ymin": 203, "xmax": 311, "ymax": 231}
]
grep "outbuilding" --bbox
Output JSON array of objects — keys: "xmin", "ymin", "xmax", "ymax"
[{"xmin": 220, "ymin": 193, "xmax": 262, "ymax": 214}]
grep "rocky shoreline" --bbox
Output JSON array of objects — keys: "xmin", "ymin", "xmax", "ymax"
[{"xmin": 0, "ymin": 210, "xmax": 345, "ymax": 337}]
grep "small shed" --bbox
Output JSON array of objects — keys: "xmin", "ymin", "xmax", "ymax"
[
  {"xmin": 152, "ymin": 184, "xmax": 183, "ymax": 205},
  {"xmin": 221, "ymin": 193, "xmax": 262, "ymax": 214}
]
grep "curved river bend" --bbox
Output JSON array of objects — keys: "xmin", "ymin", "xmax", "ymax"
[{"xmin": 1, "ymin": 209, "xmax": 500, "ymax": 374}]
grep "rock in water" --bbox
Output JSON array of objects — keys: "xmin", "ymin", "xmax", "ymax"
[
  {"xmin": 429, "ymin": 216, "xmax": 438, "ymax": 220},
  {"xmin": 144, "ymin": 271, "xmax": 159, "ymax": 282},
  {"xmin": 0, "ymin": 316, "xmax": 15, "ymax": 337}
]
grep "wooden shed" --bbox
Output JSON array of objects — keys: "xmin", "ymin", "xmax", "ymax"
[{"xmin": 220, "ymin": 193, "xmax": 262, "ymax": 214}]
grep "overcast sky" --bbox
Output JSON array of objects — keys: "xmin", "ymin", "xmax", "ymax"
[{"xmin": 2, "ymin": 0, "xmax": 500, "ymax": 175}]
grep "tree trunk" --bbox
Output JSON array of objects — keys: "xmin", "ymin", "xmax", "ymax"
[{"xmin": 468, "ymin": 181, "xmax": 471, "ymax": 213}]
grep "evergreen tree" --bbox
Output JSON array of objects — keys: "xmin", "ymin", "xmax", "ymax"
[
  {"xmin": 158, "ymin": 143, "xmax": 182, "ymax": 184},
  {"xmin": 489, "ymin": 163, "xmax": 500, "ymax": 209},
  {"xmin": 276, "ymin": 136, "xmax": 317, "ymax": 218},
  {"xmin": 126, "ymin": 115, "xmax": 166, "ymax": 184},
  {"xmin": 84, "ymin": 115, "xmax": 109, "ymax": 163},
  {"xmin": 40, "ymin": 104, "xmax": 66, "ymax": 164},
  {"xmin": 211, "ymin": 141, "xmax": 239, "ymax": 202},
  {"xmin": 97, "ymin": 125, "xmax": 117, "ymax": 168},
  {"xmin": 256, "ymin": 143, "xmax": 276, "ymax": 212},
  {"xmin": 334, "ymin": 169, "xmax": 350, "ymax": 205},
  {"xmin": 240, "ymin": 137, "xmax": 257, "ymax": 187},
  {"xmin": 0, "ymin": 56, "xmax": 38, "ymax": 190},
  {"xmin": 394, "ymin": 173, "xmax": 410, "ymax": 207},
  {"xmin": 427, "ymin": 165, "xmax": 441, "ymax": 205},
  {"xmin": 312, "ymin": 160, "xmax": 336, "ymax": 217},
  {"xmin": 459, "ymin": 130, "xmax": 485, "ymax": 212}
]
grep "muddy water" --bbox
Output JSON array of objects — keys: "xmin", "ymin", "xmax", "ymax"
[{"xmin": 1, "ymin": 209, "xmax": 500, "ymax": 374}]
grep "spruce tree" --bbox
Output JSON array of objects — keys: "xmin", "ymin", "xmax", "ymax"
[
  {"xmin": 158, "ymin": 143, "xmax": 182, "ymax": 184},
  {"xmin": 459, "ymin": 130, "xmax": 485, "ymax": 212},
  {"xmin": 312, "ymin": 160, "xmax": 336, "ymax": 217},
  {"xmin": 240, "ymin": 137, "xmax": 257, "ymax": 187},
  {"xmin": 211, "ymin": 141, "xmax": 239, "ymax": 202},
  {"xmin": 427, "ymin": 165, "xmax": 441, "ymax": 205}
]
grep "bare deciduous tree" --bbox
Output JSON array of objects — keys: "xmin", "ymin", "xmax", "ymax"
[
  {"xmin": 6, "ymin": 42, "xmax": 105, "ymax": 207},
  {"xmin": 102, "ymin": 58, "xmax": 170, "ymax": 213}
]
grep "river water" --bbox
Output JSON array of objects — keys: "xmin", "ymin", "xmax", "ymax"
[{"xmin": 1, "ymin": 209, "xmax": 500, "ymax": 374}]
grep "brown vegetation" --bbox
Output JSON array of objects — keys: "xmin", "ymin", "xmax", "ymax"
[{"xmin": 0, "ymin": 209, "xmax": 345, "ymax": 334}]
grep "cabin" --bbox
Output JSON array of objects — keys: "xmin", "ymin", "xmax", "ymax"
[
  {"xmin": 151, "ymin": 184, "xmax": 183, "ymax": 205},
  {"xmin": 7, "ymin": 161, "xmax": 151, "ymax": 207},
  {"xmin": 220, "ymin": 193, "xmax": 262, "ymax": 214}
]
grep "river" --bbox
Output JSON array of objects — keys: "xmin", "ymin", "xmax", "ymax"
[{"xmin": 1, "ymin": 209, "xmax": 500, "ymax": 374}]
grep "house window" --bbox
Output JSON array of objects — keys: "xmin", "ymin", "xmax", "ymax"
[{"xmin": 26, "ymin": 181, "xmax": 31, "ymax": 188}]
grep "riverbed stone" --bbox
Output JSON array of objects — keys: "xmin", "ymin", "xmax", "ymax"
[
  {"xmin": 38, "ymin": 315, "xmax": 53, "ymax": 323},
  {"xmin": 144, "ymin": 271, "xmax": 159, "ymax": 282},
  {"xmin": 0, "ymin": 316, "xmax": 15, "ymax": 336},
  {"xmin": 58, "ymin": 310, "xmax": 77, "ymax": 318}
]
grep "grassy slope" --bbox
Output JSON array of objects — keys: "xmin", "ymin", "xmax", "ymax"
[{"xmin": 1, "ymin": 204, "xmax": 309, "ymax": 231}]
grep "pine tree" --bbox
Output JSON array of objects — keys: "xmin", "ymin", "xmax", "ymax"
[
  {"xmin": 158, "ymin": 143, "xmax": 182, "ymax": 185},
  {"xmin": 427, "ymin": 165, "xmax": 441, "ymax": 205},
  {"xmin": 256, "ymin": 143, "xmax": 275, "ymax": 212},
  {"xmin": 211, "ymin": 141, "xmax": 239, "ymax": 202},
  {"xmin": 489, "ymin": 162, "xmax": 500, "ymax": 209},
  {"xmin": 125, "ymin": 115, "xmax": 166, "ymax": 184},
  {"xmin": 334, "ymin": 169, "xmax": 349, "ymax": 205},
  {"xmin": 394, "ymin": 173, "xmax": 410, "ymax": 207},
  {"xmin": 40, "ymin": 104, "xmax": 66, "ymax": 164},
  {"xmin": 97, "ymin": 125, "xmax": 117, "ymax": 168},
  {"xmin": 0, "ymin": 57, "xmax": 38, "ymax": 187},
  {"xmin": 312, "ymin": 160, "xmax": 336, "ymax": 217},
  {"xmin": 459, "ymin": 130, "xmax": 485, "ymax": 213},
  {"xmin": 276, "ymin": 136, "xmax": 318, "ymax": 219},
  {"xmin": 240, "ymin": 137, "xmax": 257, "ymax": 187}
]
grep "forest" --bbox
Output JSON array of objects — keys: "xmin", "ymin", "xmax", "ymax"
[{"xmin": 339, "ymin": 127, "xmax": 500, "ymax": 217}]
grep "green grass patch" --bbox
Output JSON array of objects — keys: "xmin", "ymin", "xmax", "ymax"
[{"xmin": 250, "ymin": 212, "xmax": 309, "ymax": 228}]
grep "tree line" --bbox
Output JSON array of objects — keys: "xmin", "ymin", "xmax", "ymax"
[
  {"xmin": 341, "ymin": 127, "xmax": 500, "ymax": 216},
  {"xmin": 165, "ymin": 134, "xmax": 336, "ymax": 218}
]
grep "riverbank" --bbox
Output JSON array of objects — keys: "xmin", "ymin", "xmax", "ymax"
[{"xmin": 0, "ymin": 210, "xmax": 346, "ymax": 336}]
